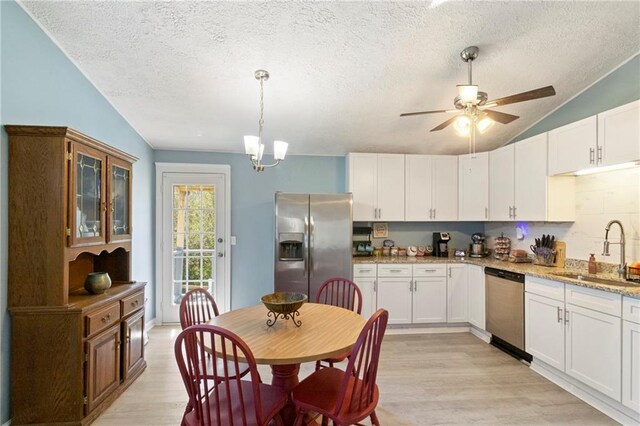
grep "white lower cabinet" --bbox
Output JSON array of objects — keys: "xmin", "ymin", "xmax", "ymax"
[
  {"xmin": 467, "ymin": 265, "xmax": 485, "ymax": 330},
  {"xmin": 565, "ymin": 303, "xmax": 621, "ymax": 401},
  {"xmin": 447, "ymin": 264, "xmax": 468, "ymax": 323},
  {"xmin": 526, "ymin": 277, "xmax": 626, "ymax": 406},
  {"xmin": 412, "ymin": 265, "xmax": 448, "ymax": 323},
  {"xmin": 623, "ymin": 296, "xmax": 640, "ymax": 413},
  {"xmin": 377, "ymin": 264, "xmax": 412, "ymax": 325},
  {"xmin": 525, "ymin": 292, "xmax": 565, "ymax": 371},
  {"xmin": 353, "ymin": 265, "xmax": 378, "ymax": 320}
]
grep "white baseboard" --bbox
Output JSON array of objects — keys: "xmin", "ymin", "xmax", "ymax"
[
  {"xmin": 3, "ymin": 419, "xmax": 11, "ymax": 426},
  {"xmin": 387, "ymin": 325, "xmax": 470, "ymax": 335},
  {"xmin": 144, "ymin": 318, "xmax": 156, "ymax": 345},
  {"xmin": 531, "ymin": 360, "xmax": 640, "ymax": 426},
  {"xmin": 469, "ymin": 326, "xmax": 491, "ymax": 343}
]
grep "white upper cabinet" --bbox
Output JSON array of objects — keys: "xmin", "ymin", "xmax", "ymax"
[
  {"xmin": 548, "ymin": 116, "xmax": 597, "ymax": 176},
  {"xmin": 458, "ymin": 152, "xmax": 489, "ymax": 221},
  {"xmin": 347, "ymin": 153, "xmax": 405, "ymax": 221},
  {"xmin": 489, "ymin": 145, "xmax": 515, "ymax": 221},
  {"xmin": 489, "ymin": 135, "xmax": 575, "ymax": 222},
  {"xmin": 405, "ymin": 155, "xmax": 458, "ymax": 221},
  {"xmin": 548, "ymin": 100, "xmax": 640, "ymax": 175},
  {"xmin": 598, "ymin": 100, "xmax": 640, "ymax": 167}
]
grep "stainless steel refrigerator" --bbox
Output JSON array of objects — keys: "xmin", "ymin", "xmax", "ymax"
[{"xmin": 274, "ymin": 192, "xmax": 353, "ymax": 298}]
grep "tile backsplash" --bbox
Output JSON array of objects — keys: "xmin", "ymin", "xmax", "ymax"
[{"xmin": 485, "ymin": 167, "xmax": 640, "ymax": 265}]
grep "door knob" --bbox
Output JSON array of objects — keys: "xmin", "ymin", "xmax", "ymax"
[
  {"xmin": 218, "ymin": 238, "xmax": 223, "ymax": 243},
  {"xmin": 218, "ymin": 252, "xmax": 224, "ymax": 258}
]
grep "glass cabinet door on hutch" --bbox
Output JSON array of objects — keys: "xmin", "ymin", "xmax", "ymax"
[
  {"xmin": 69, "ymin": 142, "xmax": 107, "ymax": 247},
  {"xmin": 108, "ymin": 157, "xmax": 132, "ymax": 242}
]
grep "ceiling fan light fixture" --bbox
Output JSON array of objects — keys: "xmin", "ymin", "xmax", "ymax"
[
  {"xmin": 457, "ymin": 85, "xmax": 478, "ymax": 104},
  {"xmin": 476, "ymin": 116, "xmax": 495, "ymax": 134},
  {"xmin": 453, "ymin": 115, "xmax": 472, "ymax": 136}
]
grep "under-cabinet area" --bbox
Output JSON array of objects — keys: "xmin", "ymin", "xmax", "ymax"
[{"xmin": 6, "ymin": 126, "xmax": 146, "ymax": 425}]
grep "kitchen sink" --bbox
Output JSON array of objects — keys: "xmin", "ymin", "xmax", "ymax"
[{"xmin": 550, "ymin": 272, "xmax": 640, "ymax": 288}]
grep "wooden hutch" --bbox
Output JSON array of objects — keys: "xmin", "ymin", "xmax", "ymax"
[{"xmin": 6, "ymin": 126, "xmax": 146, "ymax": 425}]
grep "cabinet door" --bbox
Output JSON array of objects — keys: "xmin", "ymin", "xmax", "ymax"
[
  {"xmin": 447, "ymin": 265, "xmax": 468, "ymax": 323},
  {"xmin": 107, "ymin": 157, "xmax": 132, "ymax": 243},
  {"xmin": 353, "ymin": 276, "xmax": 377, "ymax": 320},
  {"xmin": 525, "ymin": 293, "xmax": 565, "ymax": 371},
  {"xmin": 377, "ymin": 154, "xmax": 405, "ymax": 221},
  {"xmin": 514, "ymin": 133, "xmax": 549, "ymax": 221},
  {"xmin": 347, "ymin": 153, "xmax": 377, "ymax": 221},
  {"xmin": 123, "ymin": 309, "xmax": 145, "ymax": 382},
  {"xmin": 623, "ymin": 320, "xmax": 640, "ymax": 412},
  {"xmin": 489, "ymin": 145, "xmax": 515, "ymax": 221},
  {"xmin": 458, "ymin": 152, "xmax": 489, "ymax": 221},
  {"xmin": 405, "ymin": 155, "xmax": 433, "ymax": 221},
  {"xmin": 598, "ymin": 100, "xmax": 640, "ymax": 167},
  {"xmin": 565, "ymin": 303, "xmax": 621, "ymax": 401},
  {"xmin": 69, "ymin": 142, "xmax": 107, "ymax": 247},
  {"xmin": 432, "ymin": 156, "xmax": 458, "ymax": 221},
  {"xmin": 85, "ymin": 325, "xmax": 120, "ymax": 414},
  {"xmin": 377, "ymin": 277, "xmax": 412, "ymax": 325},
  {"xmin": 548, "ymin": 116, "xmax": 597, "ymax": 175},
  {"xmin": 412, "ymin": 277, "xmax": 447, "ymax": 323},
  {"xmin": 468, "ymin": 265, "xmax": 485, "ymax": 330}
]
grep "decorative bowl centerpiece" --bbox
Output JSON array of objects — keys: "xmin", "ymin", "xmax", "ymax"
[
  {"xmin": 261, "ymin": 292, "xmax": 307, "ymax": 327},
  {"xmin": 84, "ymin": 272, "xmax": 112, "ymax": 294}
]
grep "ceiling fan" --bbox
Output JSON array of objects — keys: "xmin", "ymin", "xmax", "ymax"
[{"xmin": 401, "ymin": 46, "xmax": 556, "ymax": 152}]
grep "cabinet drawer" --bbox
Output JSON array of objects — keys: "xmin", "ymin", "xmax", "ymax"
[
  {"xmin": 86, "ymin": 302, "xmax": 121, "ymax": 337},
  {"xmin": 565, "ymin": 284, "xmax": 622, "ymax": 316},
  {"xmin": 377, "ymin": 264, "xmax": 412, "ymax": 277},
  {"xmin": 412, "ymin": 264, "xmax": 446, "ymax": 277},
  {"xmin": 525, "ymin": 276, "xmax": 565, "ymax": 301},
  {"xmin": 122, "ymin": 291, "xmax": 145, "ymax": 317},
  {"xmin": 623, "ymin": 297, "xmax": 640, "ymax": 324},
  {"xmin": 353, "ymin": 264, "xmax": 377, "ymax": 278}
]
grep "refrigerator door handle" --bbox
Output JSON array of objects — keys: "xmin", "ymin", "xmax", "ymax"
[
  {"xmin": 304, "ymin": 215, "xmax": 309, "ymax": 277},
  {"xmin": 309, "ymin": 216, "xmax": 315, "ymax": 276}
]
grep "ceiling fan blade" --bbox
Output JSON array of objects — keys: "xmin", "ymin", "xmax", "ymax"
[
  {"xmin": 430, "ymin": 116, "xmax": 459, "ymax": 132},
  {"xmin": 484, "ymin": 109, "xmax": 520, "ymax": 124},
  {"xmin": 400, "ymin": 109, "xmax": 452, "ymax": 117},
  {"xmin": 486, "ymin": 85, "xmax": 556, "ymax": 107}
]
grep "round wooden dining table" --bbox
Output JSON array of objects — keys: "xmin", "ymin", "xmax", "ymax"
[{"xmin": 209, "ymin": 302, "xmax": 366, "ymax": 423}]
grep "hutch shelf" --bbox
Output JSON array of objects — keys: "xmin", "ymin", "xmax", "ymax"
[{"xmin": 6, "ymin": 125, "xmax": 146, "ymax": 425}]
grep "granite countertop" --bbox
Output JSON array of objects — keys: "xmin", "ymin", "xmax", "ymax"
[{"xmin": 353, "ymin": 256, "xmax": 640, "ymax": 299}]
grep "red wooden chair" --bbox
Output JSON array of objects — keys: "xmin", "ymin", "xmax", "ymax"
[
  {"xmin": 315, "ymin": 277, "xmax": 363, "ymax": 370},
  {"xmin": 175, "ymin": 324, "xmax": 288, "ymax": 426},
  {"xmin": 179, "ymin": 288, "xmax": 249, "ymax": 380},
  {"xmin": 291, "ymin": 309, "xmax": 389, "ymax": 426}
]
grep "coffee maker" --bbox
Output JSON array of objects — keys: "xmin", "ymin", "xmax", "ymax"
[{"xmin": 433, "ymin": 232, "xmax": 451, "ymax": 257}]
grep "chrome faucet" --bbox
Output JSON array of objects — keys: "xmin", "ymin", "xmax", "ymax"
[{"xmin": 602, "ymin": 220, "xmax": 626, "ymax": 279}]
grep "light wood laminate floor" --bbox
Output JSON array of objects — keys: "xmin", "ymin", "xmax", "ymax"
[{"xmin": 95, "ymin": 326, "xmax": 616, "ymax": 425}]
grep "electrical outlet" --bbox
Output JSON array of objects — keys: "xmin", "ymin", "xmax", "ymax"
[{"xmin": 231, "ymin": 236, "xmax": 236, "ymax": 245}]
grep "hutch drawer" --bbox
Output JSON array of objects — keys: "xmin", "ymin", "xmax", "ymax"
[
  {"xmin": 86, "ymin": 302, "xmax": 121, "ymax": 337},
  {"xmin": 122, "ymin": 291, "xmax": 144, "ymax": 317}
]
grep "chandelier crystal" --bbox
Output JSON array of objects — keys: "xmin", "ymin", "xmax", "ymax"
[{"xmin": 244, "ymin": 70, "xmax": 288, "ymax": 172}]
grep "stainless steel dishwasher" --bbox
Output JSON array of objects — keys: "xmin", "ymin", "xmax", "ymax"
[{"xmin": 485, "ymin": 267, "xmax": 532, "ymax": 362}]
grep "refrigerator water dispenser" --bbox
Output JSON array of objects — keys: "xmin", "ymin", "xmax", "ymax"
[{"xmin": 278, "ymin": 233, "xmax": 304, "ymax": 261}]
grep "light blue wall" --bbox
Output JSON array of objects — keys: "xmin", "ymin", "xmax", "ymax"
[
  {"xmin": 154, "ymin": 151, "xmax": 345, "ymax": 308},
  {"xmin": 512, "ymin": 54, "xmax": 640, "ymax": 143},
  {"xmin": 0, "ymin": 1, "xmax": 155, "ymax": 422}
]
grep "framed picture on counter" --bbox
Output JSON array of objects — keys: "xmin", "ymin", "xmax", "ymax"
[{"xmin": 373, "ymin": 223, "xmax": 388, "ymax": 238}]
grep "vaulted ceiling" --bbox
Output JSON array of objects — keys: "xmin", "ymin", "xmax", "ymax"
[{"xmin": 20, "ymin": 1, "xmax": 640, "ymax": 156}]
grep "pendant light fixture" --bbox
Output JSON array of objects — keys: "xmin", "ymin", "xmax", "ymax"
[{"xmin": 244, "ymin": 69, "xmax": 288, "ymax": 172}]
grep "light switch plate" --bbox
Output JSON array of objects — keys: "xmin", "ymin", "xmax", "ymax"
[{"xmin": 231, "ymin": 236, "xmax": 236, "ymax": 245}]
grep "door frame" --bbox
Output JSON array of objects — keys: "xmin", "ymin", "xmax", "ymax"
[{"xmin": 155, "ymin": 163, "xmax": 231, "ymax": 324}]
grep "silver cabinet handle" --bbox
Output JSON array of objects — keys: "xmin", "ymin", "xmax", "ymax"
[
  {"xmin": 513, "ymin": 206, "xmax": 516, "ymax": 218},
  {"xmin": 379, "ymin": 208, "xmax": 382, "ymax": 219},
  {"xmin": 390, "ymin": 269, "xmax": 403, "ymax": 273},
  {"xmin": 409, "ymin": 280, "xmax": 413, "ymax": 292},
  {"xmin": 509, "ymin": 206, "xmax": 513, "ymax": 218},
  {"xmin": 589, "ymin": 148, "xmax": 595, "ymax": 164},
  {"xmin": 485, "ymin": 207, "xmax": 488, "ymax": 219},
  {"xmin": 423, "ymin": 269, "xmax": 437, "ymax": 272},
  {"xmin": 374, "ymin": 279, "xmax": 377, "ymax": 292},
  {"xmin": 359, "ymin": 269, "xmax": 372, "ymax": 273},
  {"xmin": 429, "ymin": 208, "xmax": 432, "ymax": 219},
  {"xmin": 597, "ymin": 146, "xmax": 603, "ymax": 163},
  {"xmin": 433, "ymin": 208, "xmax": 436, "ymax": 219},
  {"xmin": 565, "ymin": 309, "xmax": 570, "ymax": 324},
  {"xmin": 557, "ymin": 306, "xmax": 563, "ymax": 323},
  {"xmin": 448, "ymin": 268, "xmax": 452, "ymax": 278}
]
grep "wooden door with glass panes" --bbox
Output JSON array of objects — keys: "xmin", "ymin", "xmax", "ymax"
[
  {"xmin": 69, "ymin": 142, "xmax": 107, "ymax": 247},
  {"xmin": 107, "ymin": 156, "xmax": 132, "ymax": 243}
]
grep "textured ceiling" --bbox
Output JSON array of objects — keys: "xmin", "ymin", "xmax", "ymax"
[{"xmin": 20, "ymin": 1, "xmax": 640, "ymax": 156}]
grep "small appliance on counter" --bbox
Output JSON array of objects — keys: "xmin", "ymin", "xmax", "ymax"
[
  {"xmin": 433, "ymin": 232, "xmax": 450, "ymax": 257},
  {"xmin": 469, "ymin": 233, "xmax": 489, "ymax": 258}
]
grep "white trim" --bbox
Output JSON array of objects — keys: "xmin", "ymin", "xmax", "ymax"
[
  {"xmin": 15, "ymin": 1, "xmax": 154, "ymax": 150},
  {"xmin": 386, "ymin": 325, "xmax": 470, "ymax": 335},
  {"xmin": 143, "ymin": 318, "xmax": 156, "ymax": 346},
  {"xmin": 2, "ymin": 419, "xmax": 10, "ymax": 426},
  {"xmin": 469, "ymin": 326, "xmax": 492, "ymax": 343},
  {"xmin": 531, "ymin": 360, "xmax": 640, "ymax": 426},
  {"xmin": 507, "ymin": 51, "xmax": 640, "ymax": 146},
  {"xmin": 154, "ymin": 163, "xmax": 232, "ymax": 324}
]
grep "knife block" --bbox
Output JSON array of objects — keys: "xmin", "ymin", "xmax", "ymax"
[{"xmin": 553, "ymin": 241, "xmax": 566, "ymax": 268}]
